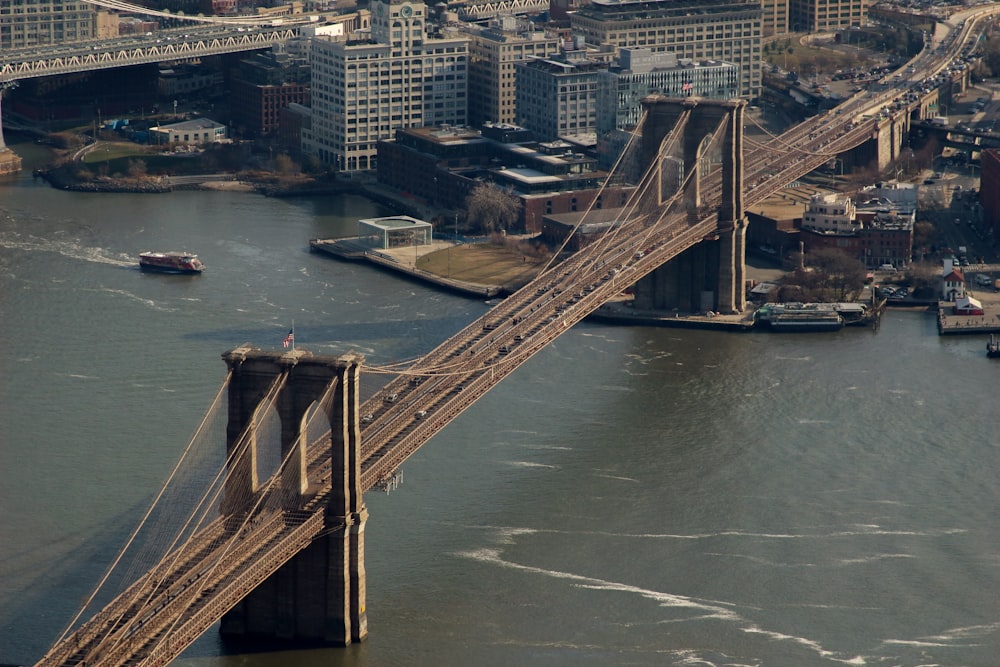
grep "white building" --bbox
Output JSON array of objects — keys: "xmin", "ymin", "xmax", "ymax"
[
  {"xmin": 149, "ymin": 118, "xmax": 228, "ymax": 145},
  {"xmin": 305, "ymin": 0, "xmax": 469, "ymax": 172},
  {"xmin": 943, "ymin": 261, "xmax": 965, "ymax": 301},
  {"xmin": 801, "ymin": 193, "xmax": 858, "ymax": 234},
  {"xmin": 358, "ymin": 215, "xmax": 432, "ymax": 249}
]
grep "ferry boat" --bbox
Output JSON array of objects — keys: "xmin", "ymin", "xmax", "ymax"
[
  {"xmin": 768, "ymin": 311, "xmax": 844, "ymax": 332},
  {"xmin": 988, "ymin": 334, "xmax": 1000, "ymax": 358},
  {"xmin": 755, "ymin": 303, "xmax": 844, "ymax": 332},
  {"xmin": 139, "ymin": 251, "xmax": 205, "ymax": 274}
]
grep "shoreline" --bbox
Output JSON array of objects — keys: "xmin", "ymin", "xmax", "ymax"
[{"xmin": 30, "ymin": 158, "xmax": 980, "ymax": 336}]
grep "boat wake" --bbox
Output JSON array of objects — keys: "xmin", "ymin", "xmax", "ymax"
[{"xmin": 0, "ymin": 234, "xmax": 134, "ymax": 267}]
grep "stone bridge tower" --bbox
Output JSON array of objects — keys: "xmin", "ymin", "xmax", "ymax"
[
  {"xmin": 218, "ymin": 346, "xmax": 367, "ymax": 647},
  {"xmin": 633, "ymin": 97, "xmax": 748, "ymax": 314}
]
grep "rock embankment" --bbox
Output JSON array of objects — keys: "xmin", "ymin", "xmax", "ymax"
[{"xmin": 36, "ymin": 169, "xmax": 172, "ymax": 193}]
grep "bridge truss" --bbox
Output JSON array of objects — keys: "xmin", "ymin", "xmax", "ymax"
[{"xmin": 0, "ymin": 28, "xmax": 299, "ymax": 82}]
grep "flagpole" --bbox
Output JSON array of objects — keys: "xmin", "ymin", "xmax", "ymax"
[{"xmin": 291, "ymin": 319, "xmax": 295, "ymax": 352}]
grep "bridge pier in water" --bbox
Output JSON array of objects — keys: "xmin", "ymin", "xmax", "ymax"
[
  {"xmin": 219, "ymin": 346, "xmax": 368, "ymax": 647},
  {"xmin": 634, "ymin": 97, "xmax": 747, "ymax": 314}
]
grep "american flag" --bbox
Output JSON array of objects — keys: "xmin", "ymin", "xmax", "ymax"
[
  {"xmin": 681, "ymin": 81, "xmax": 693, "ymax": 92},
  {"xmin": 283, "ymin": 328, "xmax": 294, "ymax": 348}
]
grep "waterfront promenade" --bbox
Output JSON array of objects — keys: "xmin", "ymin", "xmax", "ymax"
[{"xmin": 937, "ymin": 288, "xmax": 1000, "ymax": 334}]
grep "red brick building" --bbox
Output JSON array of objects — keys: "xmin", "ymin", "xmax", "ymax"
[
  {"xmin": 979, "ymin": 149, "xmax": 1000, "ymax": 244},
  {"xmin": 377, "ymin": 124, "xmax": 634, "ymax": 233},
  {"xmin": 230, "ymin": 51, "xmax": 310, "ymax": 137}
]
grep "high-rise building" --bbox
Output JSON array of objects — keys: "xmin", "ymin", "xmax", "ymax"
[
  {"xmin": 464, "ymin": 16, "xmax": 561, "ymax": 127},
  {"xmin": 789, "ymin": 0, "xmax": 867, "ymax": 32},
  {"xmin": 597, "ymin": 49, "xmax": 740, "ymax": 133},
  {"xmin": 1, "ymin": 0, "xmax": 98, "ymax": 48},
  {"xmin": 760, "ymin": 0, "xmax": 789, "ymax": 36},
  {"xmin": 305, "ymin": 0, "xmax": 468, "ymax": 172},
  {"xmin": 516, "ymin": 54, "xmax": 606, "ymax": 143},
  {"xmin": 569, "ymin": 0, "xmax": 762, "ymax": 99}
]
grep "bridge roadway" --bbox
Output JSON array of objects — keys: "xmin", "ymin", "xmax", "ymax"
[
  {"xmin": 34, "ymin": 8, "xmax": 999, "ymax": 667},
  {"xmin": 0, "ymin": 23, "xmax": 306, "ymax": 82}
]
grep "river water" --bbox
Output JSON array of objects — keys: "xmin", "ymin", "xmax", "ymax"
[{"xmin": 1, "ymin": 141, "xmax": 999, "ymax": 667}]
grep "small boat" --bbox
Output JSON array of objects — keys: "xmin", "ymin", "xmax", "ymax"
[
  {"xmin": 139, "ymin": 251, "xmax": 205, "ymax": 274},
  {"xmin": 988, "ymin": 334, "xmax": 1000, "ymax": 358}
]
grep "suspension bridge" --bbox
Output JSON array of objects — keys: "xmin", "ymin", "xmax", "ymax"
[{"xmin": 30, "ymin": 6, "xmax": 999, "ymax": 666}]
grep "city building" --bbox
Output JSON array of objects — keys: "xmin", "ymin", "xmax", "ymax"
[
  {"xmin": 979, "ymin": 148, "xmax": 1000, "ymax": 244},
  {"xmin": 943, "ymin": 262, "xmax": 965, "ymax": 301},
  {"xmin": 464, "ymin": 17, "xmax": 561, "ymax": 127},
  {"xmin": 761, "ymin": 0, "xmax": 789, "ymax": 36},
  {"xmin": 149, "ymin": 117, "xmax": 228, "ymax": 145},
  {"xmin": 1, "ymin": 0, "xmax": 100, "ymax": 48},
  {"xmin": 515, "ymin": 54, "xmax": 606, "ymax": 143},
  {"xmin": 799, "ymin": 189, "xmax": 914, "ymax": 268},
  {"xmin": 801, "ymin": 193, "xmax": 858, "ymax": 235},
  {"xmin": 569, "ymin": 0, "xmax": 762, "ymax": 99},
  {"xmin": 376, "ymin": 122, "xmax": 634, "ymax": 232},
  {"xmin": 748, "ymin": 183, "xmax": 914, "ymax": 269},
  {"xmin": 230, "ymin": 49, "xmax": 311, "ymax": 137},
  {"xmin": 549, "ymin": 0, "xmax": 587, "ymax": 21},
  {"xmin": 597, "ymin": 49, "xmax": 740, "ymax": 134},
  {"xmin": 304, "ymin": 0, "xmax": 469, "ymax": 172},
  {"xmin": 158, "ymin": 65, "xmax": 226, "ymax": 103},
  {"xmin": 789, "ymin": 0, "xmax": 867, "ymax": 32}
]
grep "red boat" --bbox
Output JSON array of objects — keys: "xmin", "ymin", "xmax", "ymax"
[{"xmin": 139, "ymin": 251, "xmax": 205, "ymax": 274}]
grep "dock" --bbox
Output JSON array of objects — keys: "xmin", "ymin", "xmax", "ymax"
[
  {"xmin": 937, "ymin": 305, "xmax": 1000, "ymax": 334},
  {"xmin": 309, "ymin": 238, "xmax": 503, "ymax": 299},
  {"xmin": 936, "ymin": 287, "xmax": 1000, "ymax": 335}
]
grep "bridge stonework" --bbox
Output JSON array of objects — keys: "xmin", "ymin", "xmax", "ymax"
[
  {"xmin": 634, "ymin": 97, "xmax": 748, "ymax": 314},
  {"xmin": 218, "ymin": 346, "xmax": 368, "ymax": 646}
]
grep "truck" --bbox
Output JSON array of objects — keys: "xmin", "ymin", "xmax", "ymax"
[{"xmin": 930, "ymin": 116, "xmax": 949, "ymax": 127}]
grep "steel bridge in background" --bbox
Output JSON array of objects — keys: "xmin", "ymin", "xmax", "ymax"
[
  {"xmin": 0, "ymin": 26, "xmax": 300, "ymax": 82},
  {"xmin": 28, "ymin": 5, "xmax": 1000, "ymax": 667}
]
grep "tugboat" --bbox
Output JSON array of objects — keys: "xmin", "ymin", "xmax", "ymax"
[
  {"xmin": 988, "ymin": 334, "xmax": 1000, "ymax": 359},
  {"xmin": 139, "ymin": 251, "xmax": 205, "ymax": 274}
]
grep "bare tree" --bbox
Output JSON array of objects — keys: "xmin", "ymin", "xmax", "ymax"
[
  {"xmin": 809, "ymin": 247, "xmax": 868, "ymax": 300},
  {"xmin": 465, "ymin": 182, "xmax": 521, "ymax": 234},
  {"xmin": 127, "ymin": 159, "xmax": 147, "ymax": 180}
]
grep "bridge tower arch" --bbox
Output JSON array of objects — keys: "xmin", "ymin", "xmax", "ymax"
[
  {"xmin": 634, "ymin": 96, "xmax": 747, "ymax": 314},
  {"xmin": 218, "ymin": 346, "xmax": 368, "ymax": 646}
]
